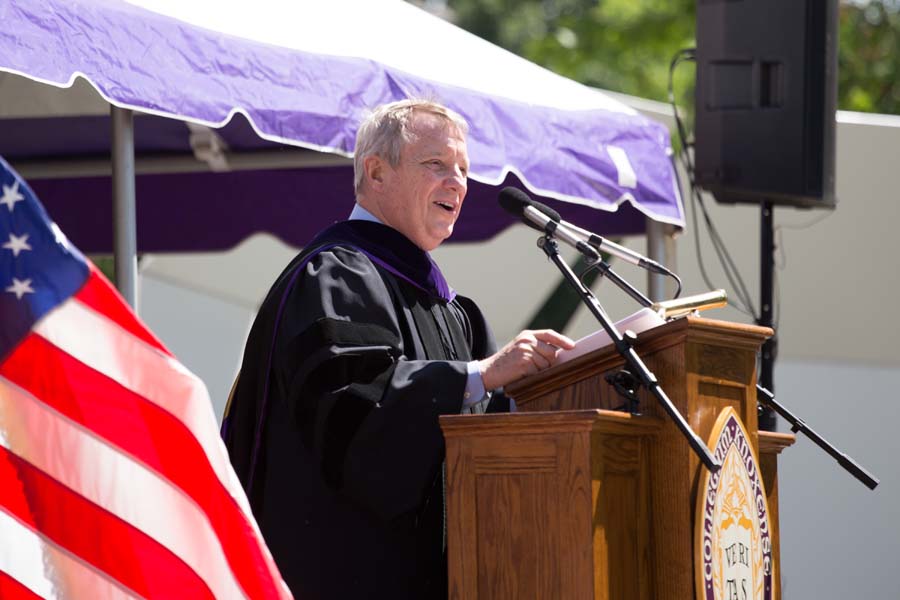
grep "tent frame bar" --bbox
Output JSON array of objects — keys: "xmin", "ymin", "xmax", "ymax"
[
  {"xmin": 645, "ymin": 217, "xmax": 677, "ymax": 301},
  {"xmin": 112, "ymin": 105, "xmax": 138, "ymax": 308},
  {"xmin": 14, "ymin": 149, "xmax": 352, "ymax": 180}
]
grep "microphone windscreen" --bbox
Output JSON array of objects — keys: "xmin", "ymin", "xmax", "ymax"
[
  {"xmin": 497, "ymin": 187, "xmax": 532, "ymax": 217},
  {"xmin": 497, "ymin": 187, "xmax": 563, "ymax": 222}
]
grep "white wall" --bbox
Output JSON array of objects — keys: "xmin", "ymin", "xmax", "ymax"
[{"xmin": 775, "ymin": 360, "xmax": 899, "ymax": 599}]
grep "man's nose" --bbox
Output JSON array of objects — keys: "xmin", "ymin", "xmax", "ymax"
[{"xmin": 445, "ymin": 167, "xmax": 467, "ymax": 190}]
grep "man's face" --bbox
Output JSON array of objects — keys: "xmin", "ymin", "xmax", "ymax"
[{"xmin": 374, "ymin": 113, "xmax": 469, "ymax": 251}]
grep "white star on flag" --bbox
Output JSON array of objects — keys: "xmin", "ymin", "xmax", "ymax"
[
  {"xmin": 1, "ymin": 180, "xmax": 25, "ymax": 212},
  {"xmin": 3, "ymin": 232, "xmax": 31, "ymax": 257},
  {"xmin": 6, "ymin": 277, "xmax": 35, "ymax": 299}
]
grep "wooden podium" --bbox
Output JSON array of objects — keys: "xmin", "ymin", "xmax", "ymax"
[{"xmin": 440, "ymin": 317, "xmax": 795, "ymax": 600}]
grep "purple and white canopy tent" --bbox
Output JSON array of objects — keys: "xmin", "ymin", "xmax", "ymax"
[{"xmin": 0, "ymin": 0, "xmax": 683, "ymax": 267}]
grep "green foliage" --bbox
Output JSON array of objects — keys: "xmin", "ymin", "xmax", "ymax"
[
  {"xmin": 444, "ymin": 0, "xmax": 900, "ymax": 115},
  {"xmin": 89, "ymin": 255, "xmax": 116, "ymax": 283},
  {"xmin": 449, "ymin": 0, "xmax": 695, "ymax": 104},
  {"xmin": 839, "ymin": 1, "xmax": 900, "ymax": 114}
]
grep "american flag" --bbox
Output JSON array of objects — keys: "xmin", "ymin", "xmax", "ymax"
[{"xmin": 0, "ymin": 157, "xmax": 291, "ymax": 599}]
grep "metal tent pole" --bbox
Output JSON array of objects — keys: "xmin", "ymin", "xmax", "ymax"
[
  {"xmin": 646, "ymin": 217, "xmax": 676, "ymax": 301},
  {"xmin": 111, "ymin": 106, "xmax": 138, "ymax": 310}
]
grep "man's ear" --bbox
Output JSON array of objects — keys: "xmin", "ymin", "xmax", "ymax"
[{"xmin": 363, "ymin": 155, "xmax": 387, "ymax": 190}]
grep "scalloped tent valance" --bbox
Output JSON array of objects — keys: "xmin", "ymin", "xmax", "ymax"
[{"xmin": 0, "ymin": 0, "xmax": 684, "ymax": 253}]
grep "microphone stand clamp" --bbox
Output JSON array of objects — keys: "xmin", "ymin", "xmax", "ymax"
[{"xmin": 605, "ymin": 367, "xmax": 641, "ymax": 415}]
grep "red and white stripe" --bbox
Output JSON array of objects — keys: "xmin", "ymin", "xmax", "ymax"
[
  {"xmin": 0, "ymin": 267, "xmax": 291, "ymax": 599},
  {"xmin": 0, "ymin": 506, "xmax": 143, "ymax": 600}
]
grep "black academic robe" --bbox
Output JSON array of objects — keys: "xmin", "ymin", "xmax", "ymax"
[{"xmin": 223, "ymin": 221, "xmax": 506, "ymax": 600}]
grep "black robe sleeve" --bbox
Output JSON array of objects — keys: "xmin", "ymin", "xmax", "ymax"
[
  {"xmin": 454, "ymin": 293, "xmax": 512, "ymax": 414},
  {"xmin": 272, "ymin": 245, "xmax": 469, "ymax": 521}
]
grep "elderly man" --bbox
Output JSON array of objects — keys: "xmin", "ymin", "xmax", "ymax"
[{"xmin": 223, "ymin": 99, "xmax": 574, "ymax": 599}]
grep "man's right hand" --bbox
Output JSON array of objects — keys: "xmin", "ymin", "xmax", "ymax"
[{"xmin": 478, "ymin": 329, "xmax": 575, "ymax": 391}]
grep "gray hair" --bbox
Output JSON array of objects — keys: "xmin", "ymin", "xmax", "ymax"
[{"xmin": 353, "ymin": 99, "xmax": 469, "ymax": 196}]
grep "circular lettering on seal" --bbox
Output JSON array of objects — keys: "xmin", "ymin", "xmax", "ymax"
[{"xmin": 695, "ymin": 407, "xmax": 772, "ymax": 600}]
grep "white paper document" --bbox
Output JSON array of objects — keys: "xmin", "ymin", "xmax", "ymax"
[{"xmin": 557, "ymin": 307, "xmax": 666, "ymax": 364}]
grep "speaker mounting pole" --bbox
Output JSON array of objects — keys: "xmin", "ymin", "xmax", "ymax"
[{"xmin": 758, "ymin": 200, "xmax": 777, "ymax": 430}]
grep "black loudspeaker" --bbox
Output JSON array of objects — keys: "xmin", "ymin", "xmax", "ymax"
[{"xmin": 694, "ymin": 0, "xmax": 838, "ymax": 208}]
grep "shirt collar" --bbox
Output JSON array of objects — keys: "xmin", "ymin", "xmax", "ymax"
[{"xmin": 349, "ymin": 203, "xmax": 382, "ymax": 224}]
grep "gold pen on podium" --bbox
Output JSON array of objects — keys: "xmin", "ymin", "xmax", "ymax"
[{"xmin": 652, "ymin": 289, "xmax": 728, "ymax": 319}]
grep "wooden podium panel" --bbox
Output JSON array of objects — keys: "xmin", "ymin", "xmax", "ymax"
[
  {"xmin": 440, "ymin": 317, "xmax": 795, "ymax": 600},
  {"xmin": 441, "ymin": 410, "xmax": 662, "ymax": 600}
]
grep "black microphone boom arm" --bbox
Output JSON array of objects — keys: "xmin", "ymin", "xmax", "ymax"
[{"xmin": 756, "ymin": 385, "xmax": 879, "ymax": 490}]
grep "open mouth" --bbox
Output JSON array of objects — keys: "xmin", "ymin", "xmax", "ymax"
[{"xmin": 434, "ymin": 201, "xmax": 455, "ymax": 213}]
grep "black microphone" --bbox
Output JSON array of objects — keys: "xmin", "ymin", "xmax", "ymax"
[
  {"xmin": 498, "ymin": 187, "xmax": 600, "ymax": 261},
  {"xmin": 499, "ymin": 187, "xmax": 668, "ymax": 274},
  {"xmin": 498, "ymin": 187, "xmax": 562, "ymax": 230}
]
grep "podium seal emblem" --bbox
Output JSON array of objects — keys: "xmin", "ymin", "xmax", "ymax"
[{"xmin": 696, "ymin": 407, "xmax": 772, "ymax": 600}]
